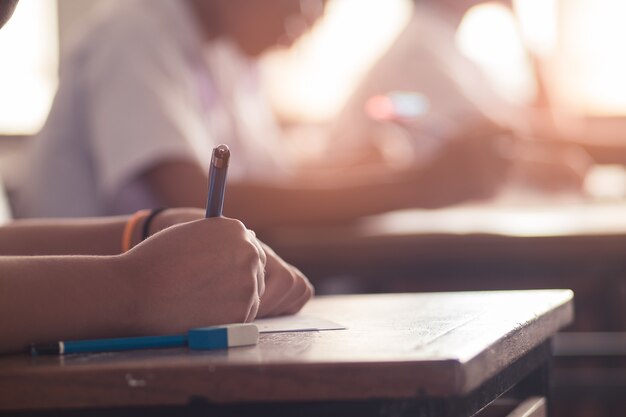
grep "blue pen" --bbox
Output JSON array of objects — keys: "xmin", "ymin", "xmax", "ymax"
[
  {"xmin": 206, "ymin": 144, "xmax": 230, "ymax": 218},
  {"xmin": 30, "ymin": 334, "xmax": 186, "ymax": 355},
  {"xmin": 30, "ymin": 324, "xmax": 259, "ymax": 355}
]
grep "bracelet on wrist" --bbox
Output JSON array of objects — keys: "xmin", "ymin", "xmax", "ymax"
[
  {"xmin": 121, "ymin": 209, "xmax": 151, "ymax": 253},
  {"xmin": 141, "ymin": 208, "xmax": 167, "ymax": 242}
]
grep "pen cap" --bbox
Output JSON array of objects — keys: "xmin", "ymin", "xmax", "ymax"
[{"xmin": 211, "ymin": 144, "xmax": 230, "ymax": 168}]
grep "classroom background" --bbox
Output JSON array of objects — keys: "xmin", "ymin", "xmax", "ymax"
[{"xmin": 1, "ymin": 1, "xmax": 626, "ymax": 416}]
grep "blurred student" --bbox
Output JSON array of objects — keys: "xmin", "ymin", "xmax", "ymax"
[
  {"xmin": 332, "ymin": 0, "xmax": 590, "ymax": 196},
  {"xmin": 0, "ymin": 0, "xmax": 312, "ymax": 354},
  {"xmin": 15, "ymin": 0, "xmax": 513, "ymax": 233}
]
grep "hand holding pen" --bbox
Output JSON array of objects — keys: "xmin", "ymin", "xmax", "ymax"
[
  {"xmin": 27, "ymin": 145, "xmax": 311, "ymax": 356},
  {"xmin": 203, "ymin": 144, "xmax": 314, "ymax": 318}
]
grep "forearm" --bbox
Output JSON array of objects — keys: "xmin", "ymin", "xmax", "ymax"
[
  {"xmin": 143, "ymin": 159, "xmax": 425, "ymax": 228},
  {"xmin": 570, "ymin": 142, "xmax": 626, "ymax": 165},
  {"xmin": 0, "ymin": 255, "xmax": 135, "ymax": 354},
  {"xmin": 518, "ymin": 110, "xmax": 626, "ymax": 165},
  {"xmin": 224, "ymin": 176, "xmax": 419, "ymax": 232},
  {"xmin": 0, "ymin": 217, "xmax": 129, "ymax": 256},
  {"xmin": 142, "ymin": 159, "xmax": 477, "ymax": 233}
]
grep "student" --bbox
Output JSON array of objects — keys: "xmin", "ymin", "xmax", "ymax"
[
  {"xmin": 0, "ymin": 1, "xmax": 313, "ymax": 355},
  {"xmin": 14, "ymin": 0, "xmax": 513, "ymax": 233},
  {"xmin": 332, "ymin": 0, "xmax": 590, "ymax": 195}
]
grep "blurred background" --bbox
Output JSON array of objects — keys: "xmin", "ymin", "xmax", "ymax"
[
  {"xmin": 4, "ymin": 0, "xmax": 626, "ymax": 199},
  {"xmin": 4, "ymin": 0, "xmax": 626, "ymax": 127},
  {"xmin": 1, "ymin": 1, "xmax": 626, "ymax": 416}
]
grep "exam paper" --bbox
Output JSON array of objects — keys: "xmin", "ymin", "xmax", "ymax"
[{"xmin": 254, "ymin": 315, "xmax": 345, "ymax": 333}]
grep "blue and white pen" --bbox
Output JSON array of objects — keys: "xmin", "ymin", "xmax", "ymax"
[
  {"xmin": 30, "ymin": 323, "xmax": 259, "ymax": 355},
  {"xmin": 206, "ymin": 144, "xmax": 230, "ymax": 218}
]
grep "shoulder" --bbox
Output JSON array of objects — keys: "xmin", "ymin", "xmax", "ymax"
[{"xmin": 65, "ymin": 0, "xmax": 184, "ymax": 77}]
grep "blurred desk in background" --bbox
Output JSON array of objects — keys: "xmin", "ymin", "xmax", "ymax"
[
  {"xmin": 268, "ymin": 200, "xmax": 626, "ymax": 330},
  {"xmin": 267, "ymin": 199, "xmax": 626, "ymax": 417}
]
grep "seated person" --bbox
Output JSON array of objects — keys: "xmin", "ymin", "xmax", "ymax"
[
  {"xmin": 0, "ymin": 0, "xmax": 312, "ymax": 355},
  {"xmin": 15, "ymin": 0, "xmax": 528, "ymax": 234},
  {"xmin": 331, "ymin": 0, "xmax": 590, "ymax": 199}
]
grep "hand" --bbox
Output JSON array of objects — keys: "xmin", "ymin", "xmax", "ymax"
[
  {"xmin": 256, "ymin": 241, "xmax": 314, "ymax": 318},
  {"xmin": 145, "ymin": 209, "xmax": 314, "ymax": 316},
  {"xmin": 509, "ymin": 141, "xmax": 592, "ymax": 193},
  {"xmin": 121, "ymin": 217, "xmax": 266, "ymax": 335},
  {"xmin": 408, "ymin": 133, "xmax": 511, "ymax": 208}
]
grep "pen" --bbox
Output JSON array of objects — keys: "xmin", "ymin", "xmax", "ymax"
[
  {"xmin": 30, "ymin": 324, "xmax": 259, "ymax": 355},
  {"xmin": 30, "ymin": 334, "xmax": 186, "ymax": 355},
  {"xmin": 206, "ymin": 144, "xmax": 230, "ymax": 218}
]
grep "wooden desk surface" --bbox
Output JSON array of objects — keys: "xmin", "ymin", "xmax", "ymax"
[
  {"xmin": 0, "ymin": 290, "xmax": 573, "ymax": 412},
  {"xmin": 267, "ymin": 201, "xmax": 626, "ymax": 266}
]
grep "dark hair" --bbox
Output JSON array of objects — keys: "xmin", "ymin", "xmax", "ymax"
[{"xmin": 0, "ymin": 0, "xmax": 19, "ymax": 30}]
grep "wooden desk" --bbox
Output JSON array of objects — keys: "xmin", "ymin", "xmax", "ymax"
[
  {"xmin": 265, "ymin": 202, "xmax": 626, "ymax": 416},
  {"xmin": 0, "ymin": 290, "xmax": 573, "ymax": 417},
  {"xmin": 267, "ymin": 201, "xmax": 626, "ymax": 332},
  {"xmin": 268, "ymin": 200, "xmax": 626, "ymax": 269}
]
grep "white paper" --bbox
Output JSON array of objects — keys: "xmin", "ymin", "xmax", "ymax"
[{"xmin": 254, "ymin": 314, "xmax": 346, "ymax": 333}]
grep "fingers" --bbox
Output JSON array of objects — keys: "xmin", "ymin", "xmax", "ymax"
[
  {"xmin": 256, "ymin": 262, "xmax": 295, "ymax": 317},
  {"xmin": 198, "ymin": 218, "xmax": 266, "ymax": 323},
  {"xmin": 150, "ymin": 217, "xmax": 296, "ymax": 326},
  {"xmin": 257, "ymin": 243, "xmax": 314, "ymax": 318},
  {"xmin": 246, "ymin": 230, "xmax": 266, "ymax": 298},
  {"xmin": 276, "ymin": 266, "xmax": 314, "ymax": 315},
  {"xmin": 237, "ymin": 227, "xmax": 266, "ymax": 322},
  {"xmin": 243, "ymin": 294, "xmax": 260, "ymax": 323}
]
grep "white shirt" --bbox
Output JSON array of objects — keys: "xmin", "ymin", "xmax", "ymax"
[{"xmin": 15, "ymin": 0, "xmax": 286, "ymax": 218}]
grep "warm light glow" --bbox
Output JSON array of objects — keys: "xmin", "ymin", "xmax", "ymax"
[
  {"xmin": 513, "ymin": 0, "xmax": 558, "ymax": 57},
  {"xmin": 0, "ymin": 0, "xmax": 58, "ymax": 134},
  {"xmin": 549, "ymin": 0, "xmax": 626, "ymax": 116},
  {"xmin": 261, "ymin": 0, "xmax": 413, "ymax": 123},
  {"xmin": 456, "ymin": 2, "xmax": 537, "ymax": 106}
]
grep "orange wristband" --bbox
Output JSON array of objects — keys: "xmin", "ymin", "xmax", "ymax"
[{"xmin": 121, "ymin": 209, "xmax": 151, "ymax": 253}]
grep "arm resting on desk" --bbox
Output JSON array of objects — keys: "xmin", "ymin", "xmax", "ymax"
[{"xmin": 0, "ymin": 216, "xmax": 313, "ymax": 354}]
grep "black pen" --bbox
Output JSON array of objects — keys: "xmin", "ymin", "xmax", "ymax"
[{"xmin": 206, "ymin": 144, "xmax": 230, "ymax": 217}]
